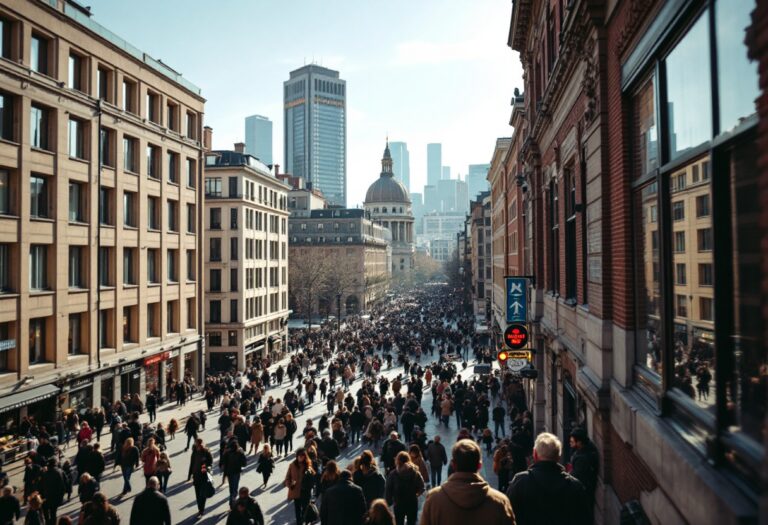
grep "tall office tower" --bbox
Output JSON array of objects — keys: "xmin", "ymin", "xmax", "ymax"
[
  {"xmin": 427, "ymin": 143, "xmax": 442, "ymax": 187},
  {"xmin": 456, "ymin": 179, "xmax": 469, "ymax": 214},
  {"xmin": 284, "ymin": 65, "xmax": 347, "ymax": 207},
  {"xmin": 244, "ymin": 114, "xmax": 273, "ymax": 165},
  {"xmin": 467, "ymin": 163, "xmax": 491, "ymax": 201},
  {"xmin": 442, "ymin": 166, "xmax": 451, "ymax": 180},
  {"xmin": 389, "ymin": 141, "xmax": 410, "ymax": 192}
]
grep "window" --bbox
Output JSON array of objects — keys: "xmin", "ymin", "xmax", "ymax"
[
  {"xmin": 209, "ymin": 300, "xmax": 221, "ymax": 323},
  {"xmin": 228, "ymin": 328, "xmax": 237, "ymax": 344},
  {"xmin": 230, "ymin": 208, "xmax": 238, "ymax": 229},
  {"xmin": 698, "ymin": 263, "xmax": 713, "ymax": 286},
  {"xmin": 187, "ymin": 297, "xmax": 196, "ymax": 328},
  {"xmin": 123, "ymin": 191, "xmax": 136, "ymax": 227},
  {"xmin": 696, "ymin": 195, "xmax": 710, "ymax": 218},
  {"xmin": 205, "ymin": 178, "xmax": 221, "ymax": 197},
  {"xmin": 68, "ymin": 246, "xmax": 84, "ymax": 288},
  {"xmin": 99, "ymin": 187, "xmax": 113, "ymax": 225},
  {"xmin": 166, "ymin": 300, "xmax": 178, "ymax": 334},
  {"xmin": 99, "ymin": 309, "xmax": 111, "ymax": 348},
  {"xmin": 30, "ymin": 175, "xmax": 49, "ymax": 218},
  {"xmin": 123, "ymin": 248, "xmax": 136, "ymax": 285},
  {"xmin": 210, "ymin": 238, "xmax": 221, "ymax": 262},
  {"xmin": 210, "ymin": 208, "xmax": 221, "ymax": 230},
  {"xmin": 564, "ymin": 168, "xmax": 577, "ymax": 301},
  {"xmin": 167, "ymin": 200, "xmax": 178, "ymax": 232},
  {"xmin": 96, "ymin": 66, "xmax": 111, "ymax": 102},
  {"xmin": 167, "ymin": 249, "xmax": 178, "ymax": 282},
  {"xmin": 147, "ymin": 196, "xmax": 159, "ymax": 230},
  {"xmin": 633, "ymin": 182, "xmax": 661, "ymax": 375},
  {"xmin": 68, "ymin": 53, "xmax": 85, "ymax": 92},
  {"xmin": 673, "ymin": 231, "xmax": 685, "ymax": 253},
  {"xmin": 672, "ymin": 201, "xmax": 685, "ymax": 221},
  {"xmin": 68, "ymin": 314, "xmax": 81, "ymax": 355},
  {"xmin": 147, "ymin": 249, "xmax": 159, "ymax": 284},
  {"xmin": 122, "ymin": 306, "xmax": 135, "ymax": 343},
  {"xmin": 146, "ymin": 91, "xmax": 160, "ymax": 124},
  {"xmin": 230, "ymin": 238, "xmax": 238, "ymax": 261},
  {"xmin": 697, "ymin": 228, "xmax": 713, "ymax": 251},
  {"xmin": 186, "ymin": 249, "xmax": 196, "ymax": 281},
  {"xmin": 700, "ymin": 297, "xmax": 713, "ymax": 322},
  {"xmin": 0, "ymin": 92, "xmax": 14, "ymax": 141},
  {"xmin": 187, "ymin": 158, "xmax": 196, "ymax": 187},
  {"xmin": 675, "ymin": 295, "xmax": 687, "ymax": 318},
  {"xmin": 208, "ymin": 331, "xmax": 221, "ymax": 346},
  {"xmin": 123, "ymin": 136, "xmax": 137, "ymax": 173},
  {"xmin": 548, "ymin": 179, "xmax": 559, "ymax": 293},
  {"xmin": 28, "ymin": 318, "xmax": 45, "ymax": 364},
  {"xmin": 229, "ymin": 177, "xmax": 238, "ymax": 198},
  {"xmin": 671, "ymin": 173, "xmax": 686, "ymax": 192},
  {"xmin": 29, "ymin": 245, "xmax": 47, "ymax": 290},
  {"xmin": 0, "ymin": 17, "xmax": 13, "ymax": 60},
  {"xmin": 230, "ymin": 269, "xmax": 238, "ymax": 292},
  {"xmin": 68, "ymin": 182, "xmax": 85, "ymax": 222},
  {"xmin": 0, "ymin": 244, "xmax": 10, "ymax": 292},
  {"xmin": 167, "ymin": 101, "xmax": 178, "ymax": 131},
  {"xmin": 30, "ymin": 34, "xmax": 49, "ymax": 75},
  {"xmin": 98, "ymin": 247, "xmax": 111, "ymax": 287},
  {"xmin": 147, "ymin": 144, "xmax": 160, "ymax": 179},
  {"xmin": 30, "ymin": 105, "xmax": 50, "ymax": 150},
  {"xmin": 122, "ymin": 79, "xmax": 137, "ymax": 113},
  {"xmin": 186, "ymin": 111, "xmax": 197, "ymax": 139},
  {"xmin": 675, "ymin": 263, "xmax": 686, "ymax": 286},
  {"xmin": 100, "ymin": 127, "xmax": 114, "ymax": 167},
  {"xmin": 147, "ymin": 303, "xmax": 159, "ymax": 338},
  {"xmin": 167, "ymin": 151, "xmax": 179, "ymax": 183},
  {"xmin": 187, "ymin": 204, "xmax": 196, "ymax": 233},
  {"xmin": 206, "ymin": 269, "xmax": 220, "ymax": 294}
]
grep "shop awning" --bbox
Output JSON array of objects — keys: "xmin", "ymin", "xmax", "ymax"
[{"xmin": 0, "ymin": 383, "xmax": 59, "ymax": 414}]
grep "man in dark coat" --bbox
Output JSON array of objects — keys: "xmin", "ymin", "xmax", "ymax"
[
  {"xmin": 321, "ymin": 470, "xmax": 366, "ymax": 525},
  {"xmin": 0, "ymin": 487, "xmax": 20, "ymax": 525},
  {"xmin": 381, "ymin": 431, "xmax": 406, "ymax": 473},
  {"xmin": 425, "ymin": 436, "xmax": 448, "ymax": 487},
  {"xmin": 232, "ymin": 486, "xmax": 264, "ymax": 525},
  {"xmin": 221, "ymin": 441, "xmax": 247, "ymax": 506},
  {"xmin": 146, "ymin": 391, "xmax": 157, "ymax": 423},
  {"xmin": 569, "ymin": 428, "xmax": 599, "ymax": 524},
  {"xmin": 184, "ymin": 413, "xmax": 201, "ymax": 451},
  {"xmin": 129, "ymin": 476, "xmax": 172, "ymax": 525},
  {"xmin": 318, "ymin": 430, "xmax": 340, "ymax": 464},
  {"xmin": 41, "ymin": 459, "xmax": 67, "ymax": 524},
  {"xmin": 506, "ymin": 432, "xmax": 589, "ymax": 525}
]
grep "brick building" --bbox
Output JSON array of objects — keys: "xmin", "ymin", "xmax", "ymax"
[{"xmin": 496, "ymin": 0, "xmax": 766, "ymax": 522}]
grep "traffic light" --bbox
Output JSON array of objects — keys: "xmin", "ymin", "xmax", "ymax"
[{"xmin": 497, "ymin": 350, "xmax": 509, "ymax": 363}]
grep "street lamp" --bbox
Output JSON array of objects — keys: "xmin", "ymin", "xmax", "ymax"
[{"xmin": 336, "ymin": 293, "xmax": 341, "ymax": 333}]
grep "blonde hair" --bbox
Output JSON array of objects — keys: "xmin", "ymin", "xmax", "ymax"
[
  {"xmin": 28, "ymin": 492, "xmax": 43, "ymax": 510},
  {"xmin": 534, "ymin": 432, "xmax": 562, "ymax": 462}
]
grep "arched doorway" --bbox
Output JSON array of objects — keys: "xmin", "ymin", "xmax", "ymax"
[{"xmin": 345, "ymin": 295, "xmax": 359, "ymax": 315}]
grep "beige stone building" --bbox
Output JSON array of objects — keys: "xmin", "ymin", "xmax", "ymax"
[
  {"xmin": 0, "ymin": 0, "xmax": 206, "ymax": 431},
  {"xmin": 203, "ymin": 144, "xmax": 290, "ymax": 372}
]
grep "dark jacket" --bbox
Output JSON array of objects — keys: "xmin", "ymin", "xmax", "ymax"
[
  {"xmin": 385, "ymin": 464, "xmax": 424, "ymax": 508},
  {"xmin": 381, "ymin": 439, "xmax": 406, "ymax": 471},
  {"xmin": 120, "ymin": 445, "xmax": 140, "ymax": 470},
  {"xmin": 320, "ymin": 476, "xmax": 366, "ymax": 525},
  {"xmin": 318, "ymin": 437, "xmax": 340, "ymax": 462},
  {"xmin": 425, "ymin": 441, "xmax": 448, "ymax": 467},
  {"xmin": 41, "ymin": 466, "xmax": 67, "ymax": 505},
  {"xmin": 221, "ymin": 447, "xmax": 247, "ymax": 477},
  {"xmin": 570, "ymin": 441, "xmax": 599, "ymax": 498},
  {"xmin": 129, "ymin": 487, "xmax": 172, "ymax": 525},
  {"xmin": 353, "ymin": 468, "xmax": 386, "ymax": 508},
  {"xmin": 506, "ymin": 461, "xmax": 589, "ymax": 525},
  {"xmin": 231, "ymin": 495, "xmax": 264, "ymax": 525},
  {"xmin": 188, "ymin": 447, "xmax": 213, "ymax": 480},
  {"xmin": 0, "ymin": 493, "xmax": 20, "ymax": 525}
]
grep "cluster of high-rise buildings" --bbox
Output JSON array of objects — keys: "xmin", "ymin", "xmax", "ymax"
[{"xmin": 465, "ymin": 0, "xmax": 767, "ymax": 522}]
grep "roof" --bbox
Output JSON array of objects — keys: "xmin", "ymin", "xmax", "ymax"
[{"xmin": 365, "ymin": 176, "xmax": 411, "ymax": 204}]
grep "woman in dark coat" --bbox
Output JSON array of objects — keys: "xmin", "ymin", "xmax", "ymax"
[
  {"xmin": 192, "ymin": 463, "xmax": 213, "ymax": 518},
  {"xmin": 257, "ymin": 443, "xmax": 275, "ymax": 488}
]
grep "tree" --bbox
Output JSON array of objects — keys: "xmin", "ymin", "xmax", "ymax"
[
  {"xmin": 410, "ymin": 252, "xmax": 444, "ymax": 286},
  {"xmin": 319, "ymin": 257, "xmax": 358, "ymax": 318},
  {"xmin": 289, "ymin": 248, "xmax": 332, "ymax": 328}
]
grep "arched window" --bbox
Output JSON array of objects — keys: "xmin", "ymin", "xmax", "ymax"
[{"xmin": 382, "ymin": 207, "xmax": 388, "ymax": 213}]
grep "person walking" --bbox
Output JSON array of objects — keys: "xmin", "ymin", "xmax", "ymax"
[
  {"xmin": 0, "ymin": 487, "xmax": 20, "ymax": 525},
  {"xmin": 119, "ymin": 437, "xmax": 140, "ymax": 496},
  {"xmin": 320, "ymin": 469, "xmax": 366, "ymax": 525},
  {"xmin": 408, "ymin": 445, "xmax": 428, "ymax": 487},
  {"xmin": 352, "ymin": 450, "xmax": 385, "ymax": 509},
  {"xmin": 129, "ymin": 476, "xmax": 171, "ymax": 525},
  {"xmin": 506, "ymin": 432, "xmax": 588, "ymax": 525},
  {"xmin": 365, "ymin": 499, "xmax": 395, "ymax": 525},
  {"xmin": 385, "ymin": 451, "xmax": 424, "ymax": 525},
  {"xmin": 568, "ymin": 428, "xmax": 599, "ymax": 525},
  {"xmin": 229, "ymin": 486, "xmax": 265, "ymax": 525},
  {"xmin": 256, "ymin": 444, "xmax": 275, "ymax": 488},
  {"xmin": 425, "ymin": 436, "xmax": 448, "ymax": 487},
  {"xmin": 187, "ymin": 438, "xmax": 213, "ymax": 482},
  {"xmin": 492, "ymin": 404, "xmax": 506, "ymax": 438},
  {"xmin": 79, "ymin": 492, "xmax": 120, "ymax": 525},
  {"xmin": 25, "ymin": 493, "xmax": 44, "ymax": 525},
  {"xmin": 155, "ymin": 452, "xmax": 172, "ymax": 494},
  {"xmin": 192, "ymin": 464, "xmax": 214, "ymax": 518},
  {"xmin": 284, "ymin": 448, "xmax": 317, "ymax": 525},
  {"xmin": 140, "ymin": 438, "xmax": 161, "ymax": 485},
  {"xmin": 221, "ymin": 440, "xmax": 247, "ymax": 507},
  {"xmin": 381, "ymin": 432, "xmax": 406, "ymax": 474},
  {"xmin": 249, "ymin": 418, "xmax": 264, "ymax": 455},
  {"xmin": 40, "ymin": 459, "xmax": 66, "ymax": 525},
  {"xmin": 146, "ymin": 392, "xmax": 157, "ymax": 424},
  {"xmin": 184, "ymin": 413, "xmax": 200, "ymax": 451},
  {"xmin": 420, "ymin": 439, "xmax": 516, "ymax": 525}
]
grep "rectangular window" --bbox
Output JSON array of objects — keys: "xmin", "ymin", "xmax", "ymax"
[
  {"xmin": 675, "ymin": 263, "xmax": 686, "ymax": 285},
  {"xmin": 675, "ymin": 294, "xmax": 687, "ymax": 318},
  {"xmin": 185, "ymin": 111, "xmax": 196, "ymax": 139},
  {"xmin": 99, "ymin": 187, "xmax": 112, "ymax": 225},
  {"xmin": 29, "ymin": 245, "xmax": 47, "ymax": 290},
  {"xmin": 187, "ymin": 203, "xmax": 196, "ymax": 233},
  {"xmin": 167, "ymin": 151, "xmax": 179, "ymax": 183},
  {"xmin": 68, "ymin": 53, "xmax": 84, "ymax": 92},
  {"xmin": 167, "ymin": 101, "xmax": 178, "ymax": 131},
  {"xmin": 68, "ymin": 314, "xmax": 81, "ymax": 355},
  {"xmin": 210, "ymin": 208, "xmax": 221, "ymax": 230},
  {"xmin": 696, "ymin": 194, "xmax": 710, "ymax": 217},
  {"xmin": 230, "ymin": 238, "xmax": 238, "ymax": 261},
  {"xmin": 98, "ymin": 247, "xmax": 111, "ymax": 287},
  {"xmin": 208, "ymin": 331, "xmax": 221, "ymax": 346},
  {"xmin": 186, "ymin": 249, "xmax": 196, "ymax": 281},
  {"xmin": 548, "ymin": 180, "xmax": 560, "ymax": 292},
  {"xmin": 122, "ymin": 79, "xmax": 136, "ymax": 113},
  {"xmin": 0, "ymin": 244, "xmax": 10, "ymax": 292},
  {"xmin": 123, "ymin": 191, "xmax": 136, "ymax": 227},
  {"xmin": 700, "ymin": 297, "xmax": 713, "ymax": 322},
  {"xmin": 187, "ymin": 158, "xmax": 196, "ymax": 187},
  {"xmin": 147, "ymin": 196, "xmax": 159, "ymax": 230},
  {"xmin": 30, "ymin": 34, "xmax": 49, "ymax": 75},
  {"xmin": 123, "ymin": 136, "xmax": 137, "ymax": 173},
  {"xmin": 30, "ymin": 175, "xmax": 48, "ymax": 218},
  {"xmin": 0, "ymin": 17, "xmax": 13, "ymax": 60},
  {"xmin": 228, "ymin": 328, "xmax": 237, "ymax": 344},
  {"xmin": 68, "ymin": 182, "xmax": 85, "ymax": 222},
  {"xmin": 99, "ymin": 309, "xmax": 110, "ymax": 348},
  {"xmin": 187, "ymin": 298, "xmax": 196, "ymax": 329},
  {"xmin": 209, "ymin": 300, "xmax": 221, "ymax": 323},
  {"xmin": 697, "ymin": 228, "xmax": 713, "ymax": 251},
  {"xmin": 167, "ymin": 200, "xmax": 178, "ymax": 232},
  {"xmin": 672, "ymin": 201, "xmax": 685, "ymax": 221},
  {"xmin": 210, "ymin": 238, "xmax": 221, "ymax": 262},
  {"xmin": 0, "ymin": 92, "xmax": 14, "ymax": 141},
  {"xmin": 0, "ymin": 169, "xmax": 9, "ymax": 215},
  {"xmin": 210, "ymin": 269, "xmax": 221, "ymax": 292},
  {"xmin": 123, "ymin": 247, "xmax": 135, "ymax": 284},
  {"xmin": 68, "ymin": 246, "xmax": 84, "ymax": 288},
  {"xmin": 147, "ymin": 303, "xmax": 159, "ymax": 338},
  {"xmin": 122, "ymin": 306, "xmax": 135, "ymax": 343},
  {"xmin": 29, "ymin": 318, "xmax": 45, "ymax": 364},
  {"xmin": 147, "ymin": 249, "xmax": 159, "ymax": 284},
  {"xmin": 30, "ymin": 105, "xmax": 49, "ymax": 150},
  {"xmin": 97, "ymin": 66, "xmax": 111, "ymax": 101},
  {"xmin": 205, "ymin": 178, "xmax": 221, "ymax": 197},
  {"xmin": 671, "ymin": 173, "xmax": 686, "ymax": 192},
  {"xmin": 674, "ymin": 231, "xmax": 686, "ymax": 253},
  {"xmin": 230, "ymin": 269, "xmax": 238, "ymax": 292},
  {"xmin": 167, "ymin": 249, "xmax": 178, "ymax": 282},
  {"xmin": 147, "ymin": 144, "xmax": 160, "ymax": 179},
  {"xmin": 633, "ymin": 181, "xmax": 661, "ymax": 375},
  {"xmin": 230, "ymin": 208, "xmax": 238, "ymax": 229},
  {"xmin": 633, "ymin": 76, "xmax": 658, "ymax": 178},
  {"xmin": 100, "ymin": 127, "xmax": 113, "ymax": 167},
  {"xmin": 698, "ymin": 263, "xmax": 713, "ymax": 286},
  {"xmin": 146, "ymin": 91, "xmax": 160, "ymax": 124},
  {"xmin": 229, "ymin": 176, "xmax": 238, "ymax": 198}
]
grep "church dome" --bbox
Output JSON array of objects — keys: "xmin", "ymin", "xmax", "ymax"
[{"xmin": 364, "ymin": 141, "xmax": 411, "ymax": 204}]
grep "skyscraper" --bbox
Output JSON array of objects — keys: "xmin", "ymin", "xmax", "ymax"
[
  {"xmin": 467, "ymin": 163, "xmax": 491, "ymax": 201},
  {"xmin": 442, "ymin": 166, "xmax": 451, "ymax": 180},
  {"xmin": 284, "ymin": 65, "xmax": 347, "ymax": 206},
  {"xmin": 389, "ymin": 141, "xmax": 410, "ymax": 192},
  {"xmin": 427, "ymin": 143, "xmax": 442, "ymax": 187},
  {"xmin": 244, "ymin": 114, "xmax": 273, "ymax": 165}
]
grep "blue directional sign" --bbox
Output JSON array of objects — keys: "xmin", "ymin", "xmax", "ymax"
[{"xmin": 506, "ymin": 277, "xmax": 528, "ymax": 323}]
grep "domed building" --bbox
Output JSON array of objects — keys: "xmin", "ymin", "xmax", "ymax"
[{"xmin": 364, "ymin": 142, "xmax": 415, "ymax": 275}]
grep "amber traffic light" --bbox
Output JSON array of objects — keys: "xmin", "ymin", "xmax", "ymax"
[{"xmin": 497, "ymin": 350, "xmax": 509, "ymax": 362}]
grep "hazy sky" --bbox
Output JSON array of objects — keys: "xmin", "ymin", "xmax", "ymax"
[{"xmin": 87, "ymin": 0, "xmax": 522, "ymax": 206}]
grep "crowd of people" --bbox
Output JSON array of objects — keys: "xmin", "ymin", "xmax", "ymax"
[{"xmin": 0, "ymin": 284, "xmax": 599, "ymax": 525}]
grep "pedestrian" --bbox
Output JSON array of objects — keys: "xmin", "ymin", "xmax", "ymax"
[
  {"xmin": 229, "ymin": 486, "xmax": 265, "ymax": 525},
  {"xmin": 480, "ymin": 428, "xmax": 494, "ymax": 455},
  {"xmin": 187, "ymin": 438, "xmax": 213, "ymax": 482},
  {"xmin": 285, "ymin": 413, "xmax": 298, "ymax": 454},
  {"xmin": 365, "ymin": 499, "xmax": 395, "ymax": 525},
  {"xmin": 78, "ymin": 473, "xmax": 98, "ymax": 505},
  {"xmin": 320, "ymin": 469, "xmax": 366, "ymax": 525},
  {"xmin": 146, "ymin": 391, "xmax": 157, "ymax": 424},
  {"xmin": 274, "ymin": 418, "xmax": 288, "ymax": 457},
  {"xmin": 425, "ymin": 436, "xmax": 448, "ymax": 487},
  {"xmin": 221, "ymin": 440, "xmax": 247, "ymax": 506},
  {"xmin": 167, "ymin": 419, "xmax": 179, "ymax": 440},
  {"xmin": 79, "ymin": 492, "xmax": 120, "ymax": 525},
  {"xmin": 76, "ymin": 422, "xmax": 93, "ymax": 444},
  {"xmin": 384, "ymin": 451, "xmax": 424, "ymax": 525},
  {"xmin": 284, "ymin": 447, "xmax": 317, "ymax": 525},
  {"xmin": 184, "ymin": 413, "xmax": 200, "ymax": 451},
  {"xmin": 129, "ymin": 476, "xmax": 171, "ymax": 525},
  {"xmin": 256, "ymin": 444, "xmax": 275, "ymax": 488},
  {"xmin": 192, "ymin": 464, "xmax": 214, "ymax": 518},
  {"xmin": 0, "ymin": 486, "xmax": 20, "ymax": 525},
  {"xmin": 420, "ymin": 439, "xmax": 515, "ymax": 525},
  {"xmin": 249, "ymin": 418, "xmax": 264, "ymax": 455},
  {"xmin": 352, "ymin": 450, "xmax": 386, "ymax": 509},
  {"xmin": 492, "ymin": 404, "xmax": 506, "ymax": 438},
  {"xmin": 506, "ymin": 432, "xmax": 588, "ymax": 525},
  {"xmin": 381, "ymin": 432, "xmax": 406, "ymax": 474},
  {"xmin": 119, "ymin": 437, "xmax": 140, "ymax": 495},
  {"xmin": 155, "ymin": 452, "xmax": 172, "ymax": 494},
  {"xmin": 25, "ymin": 493, "xmax": 44, "ymax": 525},
  {"xmin": 41, "ymin": 458, "xmax": 66, "ymax": 525},
  {"xmin": 141, "ymin": 437, "xmax": 161, "ymax": 484},
  {"xmin": 568, "ymin": 428, "xmax": 599, "ymax": 524},
  {"xmin": 318, "ymin": 460, "xmax": 340, "ymax": 497},
  {"xmin": 407, "ymin": 445, "xmax": 428, "ymax": 486}
]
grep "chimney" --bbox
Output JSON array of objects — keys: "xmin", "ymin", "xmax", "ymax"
[
  {"xmin": 234, "ymin": 142, "xmax": 245, "ymax": 153},
  {"xmin": 203, "ymin": 126, "xmax": 213, "ymax": 151},
  {"xmin": 274, "ymin": 164, "xmax": 280, "ymax": 176}
]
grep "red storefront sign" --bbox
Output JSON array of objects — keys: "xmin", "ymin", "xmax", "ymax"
[{"xmin": 144, "ymin": 351, "xmax": 170, "ymax": 367}]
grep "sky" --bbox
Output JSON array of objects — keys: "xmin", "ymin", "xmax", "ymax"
[{"xmin": 87, "ymin": 0, "xmax": 523, "ymax": 207}]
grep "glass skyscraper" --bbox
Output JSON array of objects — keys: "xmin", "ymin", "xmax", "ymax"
[
  {"xmin": 427, "ymin": 143, "xmax": 442, "ymax": 187},
  {"xmin": 284, "ymin": 65, "xmax": 347, "ymax": 207},
  {"xmin": 244, "ymin": 114, "xmax": 272, "ymax": 165},
  {"xmin": 388, "ymin": 141, "xmax": 410, "ymax": 192}
]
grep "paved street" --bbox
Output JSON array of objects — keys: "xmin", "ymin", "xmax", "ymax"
[{"xmin": 5, "ymin": 301, "xmax": 501, "ymax": 524}]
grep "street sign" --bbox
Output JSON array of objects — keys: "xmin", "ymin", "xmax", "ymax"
[
  {"xmin": 506, "ymin": 277, "xmax": 528, "ymax": 323},
  {"xmin": 503, "ymin": 323, "xmax": 529, "ymax": 350}
]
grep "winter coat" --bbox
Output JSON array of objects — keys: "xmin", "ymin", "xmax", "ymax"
[
  {"xmin": 250, "ymin": 422, "xmax": 264, "ymax": 444},
  {"xmin": 320, "ymin": 477, "xmax": 367, "ymax": 525},
  {"xmin": 352, "ymin": 468, "xmax": 386, "ymax": 508},
  {"xmin": 421, "ymin": 471, "xmax": 516, "ymax": 525},
  {"xmin": 381, "ymin": 439, "xmax": 406, "ymax": 471},
  {"xmin": 141, "ymin": 448, "xmax": 160, "ymax": 476},
  {"xmin": 41, "ymin": 467, "xmax": 67, "ymax": 505},
  {"xmin": 187, "ymin": 447, "xmax": 213, "ymax": 480},
  {"xmin": 129, "ymin": 487, "xmax": 172, "ymax": 525},
  {"xmin": 385, "ymin": 464, "xmax": 424, "ymax": 508},
  {"xmin": 221, "ymin": 447, "xmax": 247, "ymax": 477},
  {"xmin": 506, "ymin": 461, "xmax": 588, "ymax": 525},
  {"xmin": 425, "ymin": 441, "xmax": 448, "ymax": 467},
  {"xmin": 412, "ymin": 456, "xmax": 429, "ymax": 483},
  {"xmin": 284, "ymin": 460, "xmax": 305, "ymax": 500},
  {"xmin": 569, "ymin": 441, "xmax": 599, "ymax": 498}
]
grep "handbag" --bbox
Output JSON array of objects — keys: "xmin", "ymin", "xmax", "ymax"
[
  {"xmin": 204, "ymin": 472, "xmax": 216, "ymax": 498},
  {"xmin": 303, "ymin": 500, "xmax": 319, "ymax": 523}
]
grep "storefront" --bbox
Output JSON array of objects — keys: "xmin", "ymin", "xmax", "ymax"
[
  {"xmin": 0, "ymin": 383, "xmax": 59, "ymax": 437},
  {"xmin": 209, "ymin": 352, "xmax": 237, "ymax": 372},
  {"xmin": 119, "ymin": 362, "xmax": 142, "ymax": 399},
  {"xmin": 144, "ymin": 351, "xmax": 171, "ymax": 397},
  {"xmin": 244, "ymin": 342, "xmax": 265, "ymax": 369},
  {"xmin": 66, "ymin": 377, "xmax": 94, "ymax": 415},
  {"xmin": 100, "ymin": 376, "xmax": 114, "ymax": 407}
]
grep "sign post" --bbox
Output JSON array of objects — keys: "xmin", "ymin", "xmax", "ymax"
[
  {"xmin": 506, "ymin": 277, "xmax": 528, "ymax": 324},
  {"xmin": 501, "ymin": 277, "xmax": 537, "ymax": 378}
]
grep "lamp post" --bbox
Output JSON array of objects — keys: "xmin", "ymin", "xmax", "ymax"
[{"xmin": 336, "ymin": 293, "xmax": 341, "ymax": 333}]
